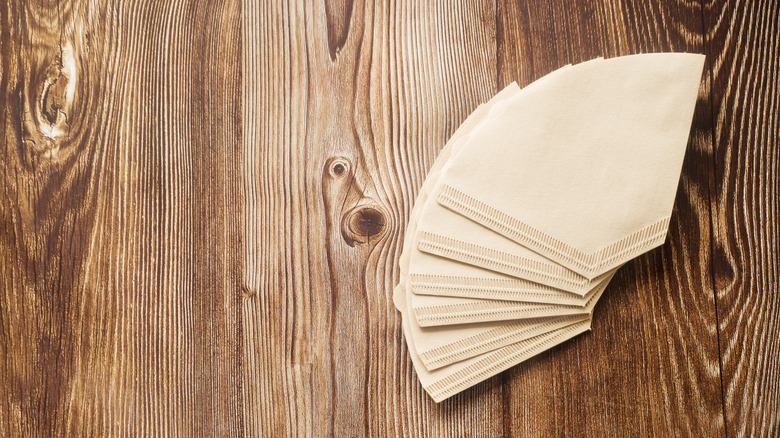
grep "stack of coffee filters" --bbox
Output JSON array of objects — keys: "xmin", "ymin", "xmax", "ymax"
[{"xmin": 393, "ymin": 54, "xmax": 705, "ymax": 402}]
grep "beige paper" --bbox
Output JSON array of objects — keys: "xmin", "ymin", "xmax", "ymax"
[
  {"xmin": 409, "ymin": 60, "xmax": 616, "ymax": 297},
  {"xmin": 409, "ymin": 269, "xmax": 589, "ymax": 305},
  {"xmin": 437, "ymin": 53, "xmax": 705, "ymax": 279},
  {"xmin": 403, "ymin": 65, "xmax": 607, "ymax": 319},
  {"xmin": 411, "ymin": 269, "xmax": 610, "ymax": 370},
  {"xmin": 414, "ymin": 182, "xmax": 616, "ymax": 295},
  {"xmin": 394, "ymin": 83, "xmax": 525, "ymax": 311},
  {"xmin": 395, "ymin": 63, "xmax": 596, "ymax": 311},
  {"xmin": 415, "ymin": 314, "xmax": 588, "ymax": 370},
  {"xmin": 412, "ymin": 268, "xmax": 612, "ymax": 327},
  {"xmin": 393, "ymin": 65, "xmax": 600, "ymax": 402},
  {"xmin": 402, "ymin": 308, "xmax": 591, "ymax": 403}
]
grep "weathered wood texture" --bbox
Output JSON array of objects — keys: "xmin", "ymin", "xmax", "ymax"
[
  {"xmin": 705, "ymin": 1, "xmax": 780, "ymax": 436},
  {"xmin": 1, "ymin": 0, "xmax": 777, "ymax": 436},
  {"xmin": 1, "ymin": 0, "xmax": 243, "ymax": 435}
]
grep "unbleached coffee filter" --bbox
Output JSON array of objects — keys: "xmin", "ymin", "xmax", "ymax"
[
  {"xmin": 436, "ymin": 53, "xmax": 704, "ymax": 279},
  {"xmin": 414, "ymin": 182, "xmax": 616, "ymax": 296},
  {"xmin": 411, "ymin": 269, "xmax": 611, "ymax": 327},
  {"xmin": 396, "ymin": 64, "xmax": 578, "ymax": 306},
  {"xmin": 410, "ymin": 270, "xmax": 611, "ymax": 370},
  {"xmin": 401, "ymin": 307, "xmax": 592, "ymax": 403},
  {"xmin": 393, "ymin": 54, "xmax": 701, "ymax": 403},
  {"xmin": 393, "ymin": 73, "xmax": 600, "ymax": 403}
]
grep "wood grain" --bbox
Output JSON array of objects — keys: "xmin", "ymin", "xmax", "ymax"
[
  {"xmin": 1, "ymin": 0, "xmax": 777, "ymax": 436},
  {"xmin": 241, "ymin": 1, "xmax": 510, "ymax": 435},
  {"xmin": 1, "ymin": 0, "xmax": 243, "ymax": 435},
  {"xmin": 705, "ymin": 0, "xmax": 780, "ymax": 435}
]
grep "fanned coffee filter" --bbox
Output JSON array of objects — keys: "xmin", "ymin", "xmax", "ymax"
[
  {"xmin": 410, "ymin": 60, "xmax": 615, "ymax": 298},
  {"xmin": 412, "ymin": 268, "xmax": 613, "ymax": 327},
  {"xmin": 415, "ymin": 314, "xmax": 589, "ymax": 371},
  {"xmin": 393, "ymin": 72, "xmax": 600, "ymax": 403},
  {"xmin": 400, "ymin": 63, "xmax": 598, "ymax": 310},
  {"xmin": 394, "ymin": 82, "xmax": 525, "ymax": 310},
  {"xmin": 409, "ymin": 268, "xmax": 589, "ymax": 305},
  {"xmin": 402, "ymin": 310, "xmax": 591, "ymax": 403},
  {"xmin": 414, "ymin": 183, "xmax": 615, "ymax": 295},
  {"xmin": 437, "ymin": 53, "xmax": 704, "ymax": 279},
  {"xmin": 410, "ymin": 270, "xmax": 611, "ymax": 370},
  {"xmin": 405, "ymin": 62, "xmax": 615, "ymax": 341},
  {"xmin": 392, "ymin": 55, "xmax": 702, "ymax": 402}
]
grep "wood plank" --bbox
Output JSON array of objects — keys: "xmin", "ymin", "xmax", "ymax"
[
  {"xmin": 241, "ymin": 0, "xmax": 513, "ymax": 436},
  {"xmin": 496, "ymin": 0, "xmax": 725, "ymax": 435},
  {"xmin": 0, "ymin": 0, "xmax": 243, "ymax": 435},
  {"xmin": 704, "ymin": 0, "xmax": 780, "ymax": 435}
]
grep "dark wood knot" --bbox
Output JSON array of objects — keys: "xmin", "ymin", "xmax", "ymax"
[
  {"xmin": 350, "ymin": 206, "xmax": 385, "ymax": 237},
  {"xmin": 326, "ymin": 157, "xmax": 351, "ymax": 179},
  {"xmin": 341, "ymin": 204, "xmax": 388, "ymax": 246}
]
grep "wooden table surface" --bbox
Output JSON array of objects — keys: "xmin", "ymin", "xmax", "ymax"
[{"xmin": 1, "ymin": 0, "xmax": 778, "ymax": 436}]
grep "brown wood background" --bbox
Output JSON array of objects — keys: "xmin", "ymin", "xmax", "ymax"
[{"xmin": 1, "ymin": 0, "xmax": 777, "ymax": 436}]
